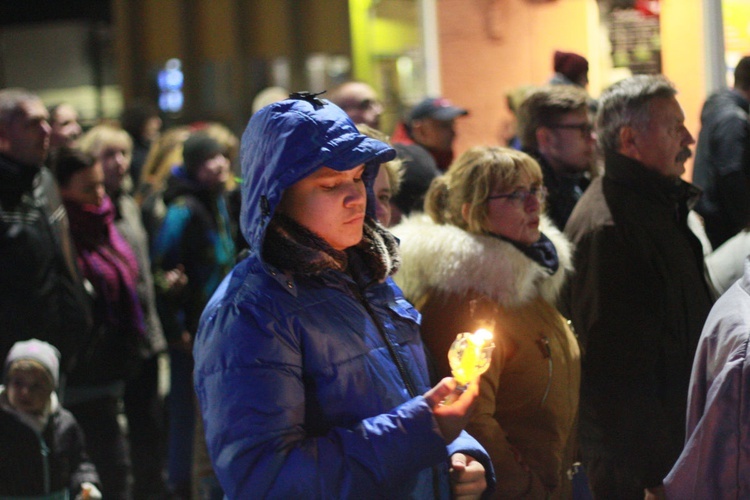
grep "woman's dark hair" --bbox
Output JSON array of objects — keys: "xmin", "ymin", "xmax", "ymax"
[
  {"xmin": 120, "ymin": 100, "xmax": 160, "ymax": 140},
  {"xmin": 53, "ymin": 147, "xmax": 96, "ymax": 188},
  {"xmin": 735, "ymin": 56, "xmax": 750, "ymax": 91}
]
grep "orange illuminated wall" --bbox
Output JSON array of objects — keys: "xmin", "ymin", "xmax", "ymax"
[
  {"xmin": 436, "ymin": 0, "xmax": 598, "ymax": 155},
  {"xmin": 437, "ymin": 0, "xmax": 706, "ymax": 181},
  {"xmin": 723, "ymin": 0, "xmax": 750, "ymax": 80},
  {"xmin": 660, "ymin": 0, "xmax": 705, "ymax": 181}
]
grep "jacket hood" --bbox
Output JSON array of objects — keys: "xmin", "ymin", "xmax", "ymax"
[
  {"xmin": 239, "ymin": 97, "xmax": 396, "ymax": 253},
  {"xmin": 392, "ymin": 214, "xmax": 573, "ymax": 308}
]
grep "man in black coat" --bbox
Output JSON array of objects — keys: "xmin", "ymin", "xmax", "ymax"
[
  {"xmin": 0, "ymin": 88, "xmax": 91, "ymax": 373},
  {"xmin": 692, "ymin": 56, "xmax": 750, "ymax": 248},
  {"xmin": 563, "ymin": 75, "xmax": 714, "ymax": 499}
]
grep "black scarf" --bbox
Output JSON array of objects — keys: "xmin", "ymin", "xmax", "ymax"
[
  {"xmin": 490, "ymin": 231, "xmax": 559, "ymax": 275},
  {"xmin": 262, "ymin": 213, "xmax": 401, "ymax": 282}
]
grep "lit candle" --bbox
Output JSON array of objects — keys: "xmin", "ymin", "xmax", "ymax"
[{"xmin": 442, "ymin": 329, "xmax": 495, "ymax": 405}]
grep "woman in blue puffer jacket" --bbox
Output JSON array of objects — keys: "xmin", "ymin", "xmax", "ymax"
[{"xmin": 192, "ymin": 93, "xmax": 495, "ymax": 499}]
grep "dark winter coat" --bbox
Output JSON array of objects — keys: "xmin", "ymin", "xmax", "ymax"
[
  {"xmin": 563, "ymin": 152, "xmax": 714, "ymax": 496},
  {"xmin": 0, "ymin": 153, "xmax": 91, "ymax": 373},
  {"xmin": 0, "ymin": 390, "xmax": 99, "ymax": 497},
  {"xmin": 693, "ymin": 88, "xmax": 750, "ymax": 248}
]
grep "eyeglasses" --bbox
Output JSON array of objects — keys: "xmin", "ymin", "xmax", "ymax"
[
  {"xmin": 548, "ymin": 122, "xmax": 594, "ymax": 137},
  {"xmin": 343, "ymin": 98, "xmax": 382, "ymax": 112},
  {"xmin": 487, "ymin": 185, "xmax": 548, "ymax": 205}
]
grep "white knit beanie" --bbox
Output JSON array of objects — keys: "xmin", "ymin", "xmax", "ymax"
[{"xmin": 4, "ymin": 339, "xmax": 60, "ymax": 387}]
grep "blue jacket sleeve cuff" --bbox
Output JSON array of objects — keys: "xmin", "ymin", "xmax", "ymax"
[{"xmin": 447, "ymin": 430, "xmax": 497, "ymax": 498}]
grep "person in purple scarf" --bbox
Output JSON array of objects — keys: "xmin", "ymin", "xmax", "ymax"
[{"xmin": 53, "ymin": 147, "xmax": 148, "ymax": 500}]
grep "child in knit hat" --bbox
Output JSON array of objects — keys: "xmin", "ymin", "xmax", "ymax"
[{"xmin": 0, "ymin": 339, "xmax": 102, "ymax": 499}]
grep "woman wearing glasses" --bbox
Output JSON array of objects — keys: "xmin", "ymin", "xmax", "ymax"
[{"xmin": 393, "ymin": 146, "xmax": 581, "ymax": 499}]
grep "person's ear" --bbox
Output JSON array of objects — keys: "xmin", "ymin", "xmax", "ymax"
[
  {"xmin": 618, "ymin": 126, "xmax": 639, "ymax": 157},
  {"xmin": 0, "ymin": 124, "xmax": 9, "ymax": 150},
  {"xmin": 536, "ymin": 127, "xmax": 552, "ymax": 151},
  {"xmin": 461, "ymin": 202, "xmax": 471, "ymax": 224},
  {"xmin": 410, "ymin": 119, "xmax": 424, "ymax": 141}
]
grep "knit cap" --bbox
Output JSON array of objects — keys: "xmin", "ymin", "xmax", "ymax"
[
  {"xmin": 4, "ymin": 339, "xmax": 60, "ymax": 388},
  {"xmin": 183, "ymin": 132, "xmax": 224, "ymax": 178},
  {"xmin": 553, "ymin": 51, "xmax": 589, "ymax": 83}
]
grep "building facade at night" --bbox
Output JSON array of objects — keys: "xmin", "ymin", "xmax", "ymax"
[{"xmin": 0, "ymin": 0, "xmax": 743, "ymax": 179}]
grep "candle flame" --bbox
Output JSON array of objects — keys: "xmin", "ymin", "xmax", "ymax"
[
  {"xmin": 448, "ymin": 328, "xmax": 496, "ymax": 386},
  {"xmin": 470, "ymin": 328, "xmax": 493, "ymax": 344}
]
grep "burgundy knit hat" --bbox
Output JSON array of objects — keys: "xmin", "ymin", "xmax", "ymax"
[{"xmin": 553, "ymin": 51, "xmax": 589, "ymax": 83}]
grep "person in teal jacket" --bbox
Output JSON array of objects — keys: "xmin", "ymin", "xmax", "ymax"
[
  {"xmin": 151, "ymin": 131, "xmax": 236, "ymax": 497},
  {"xmin": 193, "ymin": 93, "xmax": 495, "ymax": 499}
]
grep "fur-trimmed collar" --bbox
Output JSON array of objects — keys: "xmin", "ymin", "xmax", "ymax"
[
  {"xmin": 263, "ymin": 213, "xmax": 401, "ymax": 282},
  {"xmin": 392, "ymin": 214, "xmax": 573, "ymax": 308}
]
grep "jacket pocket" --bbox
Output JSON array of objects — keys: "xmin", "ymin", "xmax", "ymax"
[{"xmin": 387, "ymin": 296, "xmax": 421, "ymax": 325}]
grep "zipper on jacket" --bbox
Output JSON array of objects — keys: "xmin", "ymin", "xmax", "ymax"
[
  {"xmin": 537, "ymin": 336, "xmax": 553, "ymax": 406},
  {"xmin": 351, "ymin": 281, "xmax": 443, "ymax": 500},
  {"xmin": 37, "ymin": 431, "xmax": 51, "ymax": 494},
  {"xmin": 354, "ymin": 285, "xmax": 418, "ymax": 398}
]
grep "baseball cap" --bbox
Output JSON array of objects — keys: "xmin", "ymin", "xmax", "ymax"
[{"xmin": 408, "ymin": 97, "xmax": 468, "ymax": 123}]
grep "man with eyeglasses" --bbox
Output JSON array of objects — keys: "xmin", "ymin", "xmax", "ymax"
[
  {"xmin": 562, "ymin": 75, "xmax": 714, "ymax": 500},
  {"xmin": 517, "ymin": 85, "xmax": 596, "ymax": 230},
  {"xmin": 328, "ymin": 81, "xmax": 383, "ymax": 129}
]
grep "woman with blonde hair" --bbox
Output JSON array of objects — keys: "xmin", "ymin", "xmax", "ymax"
[
  {"xmin": 78, "ymin": 124, "xmax": 169, "ymax": 498},
  {"xmin": 356, "ymin": 124, "xmax": 404, "ymax": 227},
  {"xmin": 393, "ymin": 146, "xmax": 581, "ymax": 498}
]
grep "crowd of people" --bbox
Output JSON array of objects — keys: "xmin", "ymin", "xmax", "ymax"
[
  {"xmin": 0, "ymin": 89, "xmax": 237, "ymax": 498},
  {"xmin": 2, "ymin": 49, "xmax": 750, "ymax": 499}
]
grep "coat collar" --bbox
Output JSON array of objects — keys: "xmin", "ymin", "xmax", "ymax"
[
  {"xmin": 392, "ymin": 214, "xmax": 573, "ymax": 308},
  {"xmin": 0, "ymin": 153, "xmax": 40, "ymax": 194},
  {"xmin": 728, "ymin": 88, "xmax": 750, "ymax": 112},
  {"xmin": 604, "ymin": 151, "xmax": 701, "ymax": 210}
]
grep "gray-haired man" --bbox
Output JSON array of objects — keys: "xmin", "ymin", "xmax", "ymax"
[{"xmin": 563, "ymin": 75, "xmax": 714, "ymax": 499}]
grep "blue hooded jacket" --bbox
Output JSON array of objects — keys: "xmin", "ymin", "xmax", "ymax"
[{"xmin": 193, "ymin": 97, "xmax": 493, "ymax": 499}]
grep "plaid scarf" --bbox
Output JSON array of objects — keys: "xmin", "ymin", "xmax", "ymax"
[{"xmin": 64, "ymin": 196, "xmax": 145, "ymax": 341}]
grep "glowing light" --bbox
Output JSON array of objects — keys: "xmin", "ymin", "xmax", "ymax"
[{"xmin": 448, "ymin": 328, "xmax": 495, "ymax": 386}]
